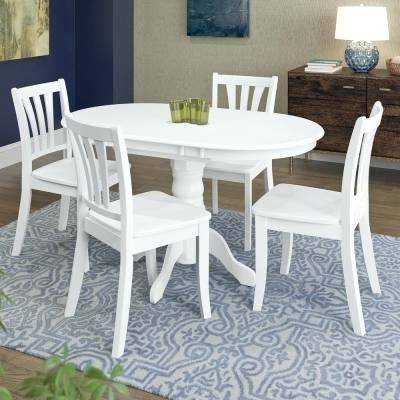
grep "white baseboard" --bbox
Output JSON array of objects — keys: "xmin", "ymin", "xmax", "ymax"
[
  {"xmin": 296, "ymin": 150, "xmax": 400, "ymax": 170},
  {"xmin": 0, "ymin": 141, "xmax": 21, "ymax": 169}
]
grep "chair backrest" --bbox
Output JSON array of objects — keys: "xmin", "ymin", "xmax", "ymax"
[
  {"xmin": 65, "ymin": 113, "xmax": 133, "ymax": 237},
  {"xmin": 11, "ymin": 79, "xmax": 71, "ymax": 163},
  {"xmin": 341, "ymin": 101, "xmax": 384, "ymax": 220},
  {"xmin": 212, "ymin": 72, "xmax": 278, "ymax": 113}
]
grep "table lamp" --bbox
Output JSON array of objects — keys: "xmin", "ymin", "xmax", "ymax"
[{"xmin": 335, "ymin": 5, "xmax": 389, "ymax": 73}]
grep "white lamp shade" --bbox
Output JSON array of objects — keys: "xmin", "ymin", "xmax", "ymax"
[{"xmin": 335, "ymin": 6, "xmax": 389, "ymax": 41}]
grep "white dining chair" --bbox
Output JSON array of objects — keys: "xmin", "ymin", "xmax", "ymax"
[
  {"xmin": 203, "ymin": 72, "xmax": 278, "ymax": 251},
  {"xmin": 11, "ymin": 79, "xmax": 120, "ymax": 256},
  {"xmin": 64, "ymin": 114, "xmax": 211, "ymax": 358},
  {"xmin": 252, "ymin": 102, "xmax": 384, "ymax": 336}
]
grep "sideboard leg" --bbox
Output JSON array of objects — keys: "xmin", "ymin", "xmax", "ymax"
[{"xmin": 289, "ymin": 157, "xmax": 294, "ymax": 175}]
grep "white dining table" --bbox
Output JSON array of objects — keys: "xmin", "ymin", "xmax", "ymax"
[{"xmin": 71, "ymin": 103, "xmax": 324, "ymax": 302}]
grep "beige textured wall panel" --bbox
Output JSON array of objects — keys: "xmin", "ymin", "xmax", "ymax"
[{"xmin": 134, "ymin": 0, "xmax": 400, "ymax": 113}]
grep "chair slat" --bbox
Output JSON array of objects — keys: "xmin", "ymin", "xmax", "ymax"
[
  {"xmin": 240, "ymin": 86, "xmax": 250, "ymax": 111},
  {"xmin": 82, "ymin": 137, "xmax": 102, "ymax": 204},
  {"xmin": 22, "ymin": 98, "xmax": 40, "ymax": 153},
  {"xmin": 94, "ymin": 140, "xmax": 110, "ymax": 207},
  {"xmin": 32, "ymin": 95, "xmax": 47, "ymax": 150},
  {"xmin": 251, "ymin": 87, "xmax": 264, "ymax": 112},
  {"xmin": 74, "ymin": 134, "xmax": 94, "ymax": 201},
  {"xmin": 44, "ymin": 92, "xmax": 55, "ymax": 148}
]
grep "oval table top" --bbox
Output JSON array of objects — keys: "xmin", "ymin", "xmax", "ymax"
[{"xmin": 71, "ymin": 103, "xmax": 324, "ymax": 161}]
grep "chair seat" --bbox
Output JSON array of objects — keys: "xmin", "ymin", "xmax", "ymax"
[
  {"xmin": 32, "ymin": 158, "xmax": 118, "ymax": 188},
  {"xmin": 252, "ymin": 184, "xmax": 342, "ymax": 225},
  {"xmin": 86, "ymin": 191, "xmax": 211, "ymax": 238},
  {"xmin": 204, "ymin": 160, "xmax": 270, "ymax": 176}
]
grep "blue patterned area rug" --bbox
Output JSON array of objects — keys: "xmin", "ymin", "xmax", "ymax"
[{"xmin": 1, "ymin": 199, "xmax": 400, "ymax": 400}]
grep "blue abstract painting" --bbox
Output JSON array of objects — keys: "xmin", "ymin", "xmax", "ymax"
[{"xmin": 187, "ymin": 0, "xmax": 249, "ymax": 38}]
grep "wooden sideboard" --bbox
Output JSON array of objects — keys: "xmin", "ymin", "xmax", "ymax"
[{"xmin": 288, "ymin": 66, "xmax": 400, "ymax": 160}]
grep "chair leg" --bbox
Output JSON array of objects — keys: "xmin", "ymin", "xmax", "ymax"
[
  {"xmin": 253, "ymin": 217, "xmax": 268, "ymax": 311},
  {"xmin": 58, "ymin": 195, "xmax": 71, "ymax": 231},
  {"xmin": 12, "ymin": 186, "xmax": 32, "ymax": 256},
  {"xmin": 264, "ymin": 161, "xmax": 274, "ymax": 192},
  {"xmin": 65, "ymin": 200, "xmax": 89, "ymax": 317},
  {"xmin": 280, "ymin": 232, "xmax": 293, "ymax": 275},
  {"xmin": 145, "ymin": 249, "xmax": 157, "ymax": 286},
  {"xmin": 212, "ymin": 179, "xmax": 219, "ymax": 214},
  {"xmin": 244, "ymin": 176, "xmax": 252, "ymax": 251},
  {"xmin": 198, "ymin": 222, "xmax": 211, "ymax": 319},
  {"xmin": 112, "ymin": 252, "xmax": 134, "ymax": 359},
  {"xmin": 65, "ymin": 231, "xmax": 89, "ymax": 317},
  {"xmin": 341, "ymin": 231, "xmax": 366, "ymax": 336},
  {"xmin": 359, "ymin": 215, "xmax": 381, "ymax": 294}
]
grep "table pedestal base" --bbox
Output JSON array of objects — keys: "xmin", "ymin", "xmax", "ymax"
[{"xmin": 149, "ymin": 160, "xmax": 255, "ymax": 304}]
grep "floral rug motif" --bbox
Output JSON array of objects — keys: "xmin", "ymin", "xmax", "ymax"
[{"xmin": 0, "ymin": 199, "xmax": 399, "ymax": 399}]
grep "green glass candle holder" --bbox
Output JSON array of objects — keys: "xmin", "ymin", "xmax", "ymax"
[
  {"xmin": 169, "ymin": 100, "xmax": 189, "ymax": 123},
  {"xmin": 170, "ymin": 98, "xmax": 210, "ymax": 125},
  {"xmin": 188, "ymin": 98, "xmax": 210, "ymax": 125}
]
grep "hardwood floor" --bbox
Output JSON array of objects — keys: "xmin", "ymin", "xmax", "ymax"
[{"xmin": 0, "ymin": 155, "xmax": 399, "ymax": 398}]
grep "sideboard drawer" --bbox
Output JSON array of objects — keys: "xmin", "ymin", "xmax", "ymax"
[
  {"xmin": 288, "ymin": 98, "xmax": 365, "ymax": 128},
  {"xmin": 373, "ymin": 130, "xmax": 400, "ymax": 159},
  {"xmin": 368, "ymin": 78, "xmax": 400, "ymax": 106},
  {"xmin": 316, "ymin": 125, "xmax": 352, "ymax": 152},
  {"xmin": 289, "ymin": 73, "xmax": 366, "ymax": 102}
]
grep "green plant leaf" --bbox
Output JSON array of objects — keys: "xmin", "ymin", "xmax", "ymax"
[
  {"xmin": 90, "ymin": 385, "xmax": 106, "ymax": 400},
  {"xmin": 24, "ymin": 386, "xmax": 52, "ymax": 398},
  {"xmin": 107, "ymin": 387, "xmax": 115, "ymax": 400},
  {"xmin": 0, "ymin": 320, "xmax": 7, "ymax": 334},
  {"xmin": 63, "ymin": 363, "xmax": 76, "ymax": 378},
  {"xmin": 112, "ymin": 382, "xmax": 129, "ymax": 396},
  {"xmin": 84, "ymin": 367, "xmax": 107, "ymax": 381},
  {"xmin": 18, "ymin": 376, "xmax": 44, "ymax": 391},
  {"xmin": 84, "ymin": 380, "xmax": 103, "ymax": 394},
  {"xmin": 44, "ymin": 356, "xmax": 62, "ymax": 370},
  {"xmin": 110, "ymin": 365, "xmax": 123, "ymax": 379},
  {"xmin": 62, "ymin": 345, "xmax": 69, "ymax": 360},
  {"xmin": 0, "ymin": 387, "xmax": 13, "ymax": 400}
]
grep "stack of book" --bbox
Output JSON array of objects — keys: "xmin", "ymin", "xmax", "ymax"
[{"xmin": 305, "ymin": 59, "xmax": 343, "ymax": 74}]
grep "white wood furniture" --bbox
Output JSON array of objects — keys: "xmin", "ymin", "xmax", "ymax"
[
  {"xmin": 70, "ymin": 103, "xmax": 324, "ymax": 302},
  {"xmin": 11, "ymin": 79, "xmax": 120, "ymax": 256},
  {"xmin": 204, "ymin": 73, "xmax": 279, "ymax": 251},
  {"xmin": 64, "ymin": 114, "xmax": 211, "ymax": 358},
  {"xmin": 252, "ymin": 102, "xmax": 384, "ymax": 336}
]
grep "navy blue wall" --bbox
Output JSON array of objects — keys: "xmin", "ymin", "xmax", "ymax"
[
  {"xmin": 0, "ymin": 1, "xmax": 76, "ymax": 147},
  {"xmin": 113, "ymin": 0, "xmax": 134, "ymax": 105},
  {"xmin": 75, "ymin": 0, "xmax": 113, "ymax": 109},
  {"xmin": 76, "ymin": 0, "xmax": 133, "ymax": 110}
]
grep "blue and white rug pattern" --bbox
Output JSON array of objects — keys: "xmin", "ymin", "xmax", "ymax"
[{"xmin": 0, "ymin": 199, "xmax": 400, "ymax": 399}]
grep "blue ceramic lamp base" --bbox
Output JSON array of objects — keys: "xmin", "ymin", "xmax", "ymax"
[{"xmin": 345, "ymin": 40, "xmax": 379, "ymax": 73}]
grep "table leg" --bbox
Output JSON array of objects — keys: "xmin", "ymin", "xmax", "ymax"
[
  {"xmin": 171, "ymin": 160, "xmax": 205, "ymax": 264},
  {"xmin": 150, "ymin": 242, "xmax": 184, "ymax": 304},
  {"xmin": 210, "ymin": 229, "xmax": 255, "ymax": 286},
  {"xmin": 170, "ymin": 160, "xmax": 255, "ymax": 287}
]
